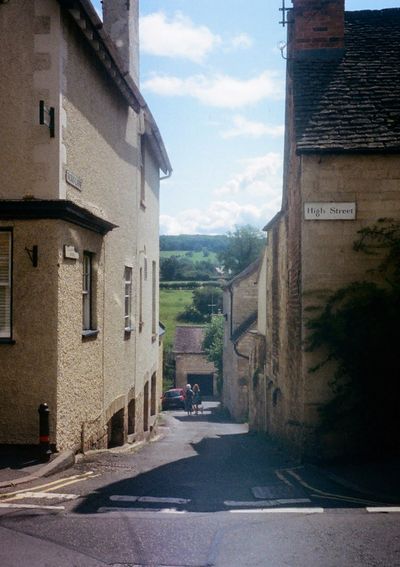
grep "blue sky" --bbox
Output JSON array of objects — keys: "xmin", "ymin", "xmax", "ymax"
[{"xmin": 93, "ymin": 1, "xmax": 400, "ymax": 235}]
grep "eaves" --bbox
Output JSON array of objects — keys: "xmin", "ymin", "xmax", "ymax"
[{"xmin": 57, "ymin": 0, "xmax": 172, "ymax": 174}]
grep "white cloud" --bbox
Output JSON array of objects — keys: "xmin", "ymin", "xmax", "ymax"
[
  {"xmin": 140, "ymin": 12, "xmax": 221, "ymax": 63},
  {"xmin": 160, "ymin": 200, "xmax": 281, "ymax": 235},
  {"xmin": 214, "ymin": 153, "xmax": 282, "ymax": 199},
  {"xmin": 221, "ymin": 115, "xmax": 284, "ymax": 139},
  {"xmin": 142, "ymin": 71, "xmax": 284, "ymax": 109},
  {"xmin": 230, "ymin": 33, "xmax": 253, "ymax": 50}
]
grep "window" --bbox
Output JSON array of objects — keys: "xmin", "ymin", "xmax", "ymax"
[
  {"xmin": 140, "ymin": 135, "xmax": 146, "ymax": 208},
  {"xmin": 0, "ymin": 230, "xmax": 12, "ymax": 339},
  {"xmin": 152, "ymin": 260, "xmax": 157, "ymax": 337},
  {"xmin": 139, "ymin": 267, "xmax": 143, "ymax": 332},
  {"xmin": 124, "ymin": 266, "xmax": 133, "ymax": 331},
  {"xmin": 82, "ymin": 252, "xmax": 93, "ymax": 332}
]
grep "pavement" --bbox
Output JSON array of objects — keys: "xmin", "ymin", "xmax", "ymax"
[
  {"xmin": 1, "ymin": 440, "xmax": 399, "ymax": 503},
  {"xmin": 0, "ymin": 445, "xmax": 75, "ymax": 488}
]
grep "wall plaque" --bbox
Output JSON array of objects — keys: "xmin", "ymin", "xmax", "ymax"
[
  {"xmin": 304, "ymin": 202, "xmax": 356, "ymax": 220},
  {"xmin": 65, "ymin": 169, "xmax": 82, "ymax": 191},
  {"xmin": 64, "ymin": 245, "xmax": 79, "ymax": 260}
]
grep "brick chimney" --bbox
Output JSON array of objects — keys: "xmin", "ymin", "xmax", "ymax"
[
  {"xmin": 102, "ymin": 0, "xmax": 140, "ymax": 85},
  {"xmin": 290, "ymin": 0, "xmax": 345, "ymax": 59}
]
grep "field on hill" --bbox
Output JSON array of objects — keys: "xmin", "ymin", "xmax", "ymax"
[
  {"xmin": 160, "ymin": 250, "xmax": 219, "ymax": 263},
  {"xmin": 159, "ymin": 288, "xmax": 193, "ymax": 349}
]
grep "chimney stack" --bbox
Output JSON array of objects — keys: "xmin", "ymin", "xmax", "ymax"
[
  {"xmin": 290, "ymin": 0, "xmax": 345, "ymax": 60},
  {"xmin": 102, "ymin": 0, "xmax": 140, "ymax": 85}
]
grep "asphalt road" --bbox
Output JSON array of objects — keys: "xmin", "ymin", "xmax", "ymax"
[{"xmin": 0, "ymin": 402, "xmax": 399, "ymax": 567}]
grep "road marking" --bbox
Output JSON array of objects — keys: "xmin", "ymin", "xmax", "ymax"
[
  {"xmin": 98, "ymin": 507, "xmax": 187, "ymax": 514},
  {"xmin": 0, "ymin": 471, "xmax": 95, "ymax": 499},
  {"xmin": 224, "ymin": 498, "xmax": 311, "ymax": 507},
  {"xmin": 230, "ymin": 507, "xmax": 324, "ymax": 515},
  {"xmin": 0, "ymin": 503, "xmax": 65, "ymax": 511},
  {"xmin": 366, "ymin": 507, "xmax": 400, "ymax": 513},
  {"xmin": 275, "ymin": 470, "xmax": 295, "ymax": 487},
  {"xmin": 7, "ymin": 491, "xmax": 78, "ymax": 501},
  {"xmin": 284, "ymin": 469, "xmax": 382, "ymax": 506},
  {"xmin": 109, "ymin": 495, "xmax": 190, "ymax": 504}
]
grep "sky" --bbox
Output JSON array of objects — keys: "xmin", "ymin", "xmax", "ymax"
[{"xmin": 92, "ymin": 0, "xmax": 400, "ymax": 235}]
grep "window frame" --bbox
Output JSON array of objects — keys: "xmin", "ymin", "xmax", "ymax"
[
  {"xmin": 82, "ymin": 251, "xmax": 97, "ymax": 337},
  {"xmin": 124, "ymin": 266, "xmax": 133, "ymax": 333},
  {"xmin": 0, "ymin": 228, "xmax": 13, "ymax": 343}
]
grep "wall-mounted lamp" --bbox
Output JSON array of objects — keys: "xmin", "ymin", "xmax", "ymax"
[
  {"xmin": 39, "ymin": 100, "xmax": 55, "ymax": 138},
  {"xmin": 25, "ymin": 245, "xmax": 38, "ymax": 267}
]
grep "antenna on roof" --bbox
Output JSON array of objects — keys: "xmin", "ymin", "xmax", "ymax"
[{"xmin": 279, "ymin": 0, "xmax": 290, "ymax": 27}]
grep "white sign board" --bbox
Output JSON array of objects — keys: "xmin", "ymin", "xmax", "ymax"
[
  {"xmin": 64, "ymin": 245, "xmax": 79, "ymax": 260},
  {"xmin": 65, "ymin": 170, "xmax": 82, "ymax": 191},
  {"xmin": 304, "ymin": 202, "xmax": 356, "ymax": 220}
]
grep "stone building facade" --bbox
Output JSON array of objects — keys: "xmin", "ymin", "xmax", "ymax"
[
  {"xmin": 0, "ymin": 0, "xmax": 171, "ymax": 451},
  {"xmin": 250, "ymin": 1, "xmax": 400, "ymax": 459},
  {"xmin": 173, "ymin": 326, "xmax": 216, "ymax": 396},
  {"xmin": 222, "ymin": 261, "xmax": 259, "ymax": 422}
]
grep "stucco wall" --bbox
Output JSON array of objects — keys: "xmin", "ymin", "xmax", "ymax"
[
  {"xmin": 0, "ymin": 0, "xmax": 62, "ymax": 200},
  {"xmin": 0, "ymin": 220, "xmax": 59, "ymax": 444}
]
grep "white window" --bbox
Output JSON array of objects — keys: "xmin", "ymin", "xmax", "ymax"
[
  {"xmin": 82, "ymin": 252, "xmax": 92, "ymax": 331},
  {"xmin": 152, "ymin": 260, "xmax": 157, "ymax": 336},
  {"xmin": 140, "ymin": 135, "xmax": 146, "ymax": 208},
  {"xmin": 124, "ymin": 266, "xmax": 132, "ymax": 331},
  {"xmin": 139, "ymin": 267, "xmax": 143, "ymax": 332},
  {"xmin": 0, "ymin": 231, "xmax": 11, "ymax": 339}
]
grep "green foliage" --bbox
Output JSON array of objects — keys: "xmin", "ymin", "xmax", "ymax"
[
  {"xmin": 202, "ymin": 315, "xmax": 224, "ymax": 393},
  {"xmin": 159, "ymin": 289, "xmax": 193, "ymax": 348},
  {"xmin": 177, "ymin": 286, "xmax": 222, "ymax": 323},
  {"xmin": 217, "ymin": 224, "xmax": 266, "ymax": 276},
  {"xmin": 306, "ymin": 219, "xmax": 400, "ymax": 452},
  {"xmin": 160, "ymin": 234, "xmax": 228, "ymax": 253}
]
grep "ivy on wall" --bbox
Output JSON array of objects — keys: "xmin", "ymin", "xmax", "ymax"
[{"xmin": 305, "ymin": 219, "xmax": 400, "ymax": 455}]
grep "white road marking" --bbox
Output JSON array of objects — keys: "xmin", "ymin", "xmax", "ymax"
[
  {"xmin": 7, "ymin": 492, "xmax": 78, "ymax": 501},
  {"xmin": 366, "ymin": 507, "xmax": 400, "ymax": 513},
  {"xmin": 224, "ymin": 498, "xmax": 311, "ymax": 507},
  {"xmin": 109, "ymin": 495, "xmax": 190, "ymax": 504},
  {"xmin": 0, "ymin": 503, "xmax": 64, "ymax": 510},
  {"xmin": 98, "ymin": 507, "xmax": 187, "ymax": 514},
  {"xmin": 229, "ymin": 507, "xmax": 324, "ymax": 514}
]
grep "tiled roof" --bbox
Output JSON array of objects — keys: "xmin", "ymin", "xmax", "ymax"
[
  {"xmin": 294, "ymin": 9, "xmax": 400, "ymax": 153},
  {"xmin": 173, "ymin": 326, "xmax": 206, "ymax": 354}
]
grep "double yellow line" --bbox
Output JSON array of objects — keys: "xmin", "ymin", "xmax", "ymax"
[
  {"xmin": 0, "ymin": 471, "xmax": 98, "ymax": 501},
  {"xmin": 276, "ymin": 467, "xmax": 383, "ymax": 507}
]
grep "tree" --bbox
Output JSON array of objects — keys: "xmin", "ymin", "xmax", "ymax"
[
  {"xmin": 160, "ymin": 256, "xmax": 180, "ymax": 281},
  {"xmin": 217, "ymin": 225, "xmax": 266, "ymax": 276},
  {"xmin": 202, "ymin": 315, "xmax": 224, "ymax": 394},
  {"xmin": 177, "ymin": 286, "xmax": 222, "ymax": 323}
]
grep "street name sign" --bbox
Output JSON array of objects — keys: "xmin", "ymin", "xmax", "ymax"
[{"xmin": 304, "ymin": 202, "xmax": 356, "ymax": 220}]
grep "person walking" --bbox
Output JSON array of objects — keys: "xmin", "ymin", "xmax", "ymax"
[
  {"xmin": 193, "ymin": 384, "xmax": 202, "ymax": 415},
  {"xmin": 184, "ymin": 384, "xmax": 194, "ymax": 415}
]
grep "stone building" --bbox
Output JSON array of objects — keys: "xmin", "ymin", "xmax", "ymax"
[
  {"xmin": 251, "ymin": 1, "xmax": 400, "ymax": 459},
  {"xmin": 0, "ymin": 0, "xmax": 171, "ymax": 451},
  {"xmin": 222, "ymin": 260, "xmax": 259, "ymax": 422},
  {"xmin": 173, "ymin": 326, "xmax": 216, "ymax": 396}
]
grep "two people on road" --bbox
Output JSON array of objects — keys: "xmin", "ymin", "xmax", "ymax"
[{"xmin": 185, "ymin": 383, "xmax": 202, "ymax": 415}]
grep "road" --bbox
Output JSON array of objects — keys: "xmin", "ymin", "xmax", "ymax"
[{"xmin": 0, "ymin": 402, "xmax": 399, "ymax": 566}]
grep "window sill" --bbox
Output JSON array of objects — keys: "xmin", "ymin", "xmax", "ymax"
[
  {"xmin": 82, "ymin": 329, "xmax": 99, "ymax": 339},
  {"xmin": 0, "ymin": 338, "xmax": 16, "ymax": 345}
]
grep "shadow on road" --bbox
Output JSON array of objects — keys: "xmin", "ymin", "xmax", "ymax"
[{"xmin": 72, "ymin": 406, "xmax": 390, "ymax": 515}]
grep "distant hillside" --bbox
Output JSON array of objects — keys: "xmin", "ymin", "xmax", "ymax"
[{"xmin": 160, "ymin": 234, "xmax": 228, "ymax": 253}]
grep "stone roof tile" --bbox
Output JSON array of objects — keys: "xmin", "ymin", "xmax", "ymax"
[{"xmin": 294, "ymin": 9, "xmax": 400, "ymax": 153}]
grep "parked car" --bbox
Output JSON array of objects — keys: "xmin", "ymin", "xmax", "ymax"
[{"xmin": 161, "ymin": 388, "xmax": 185, "ymax": 410}]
